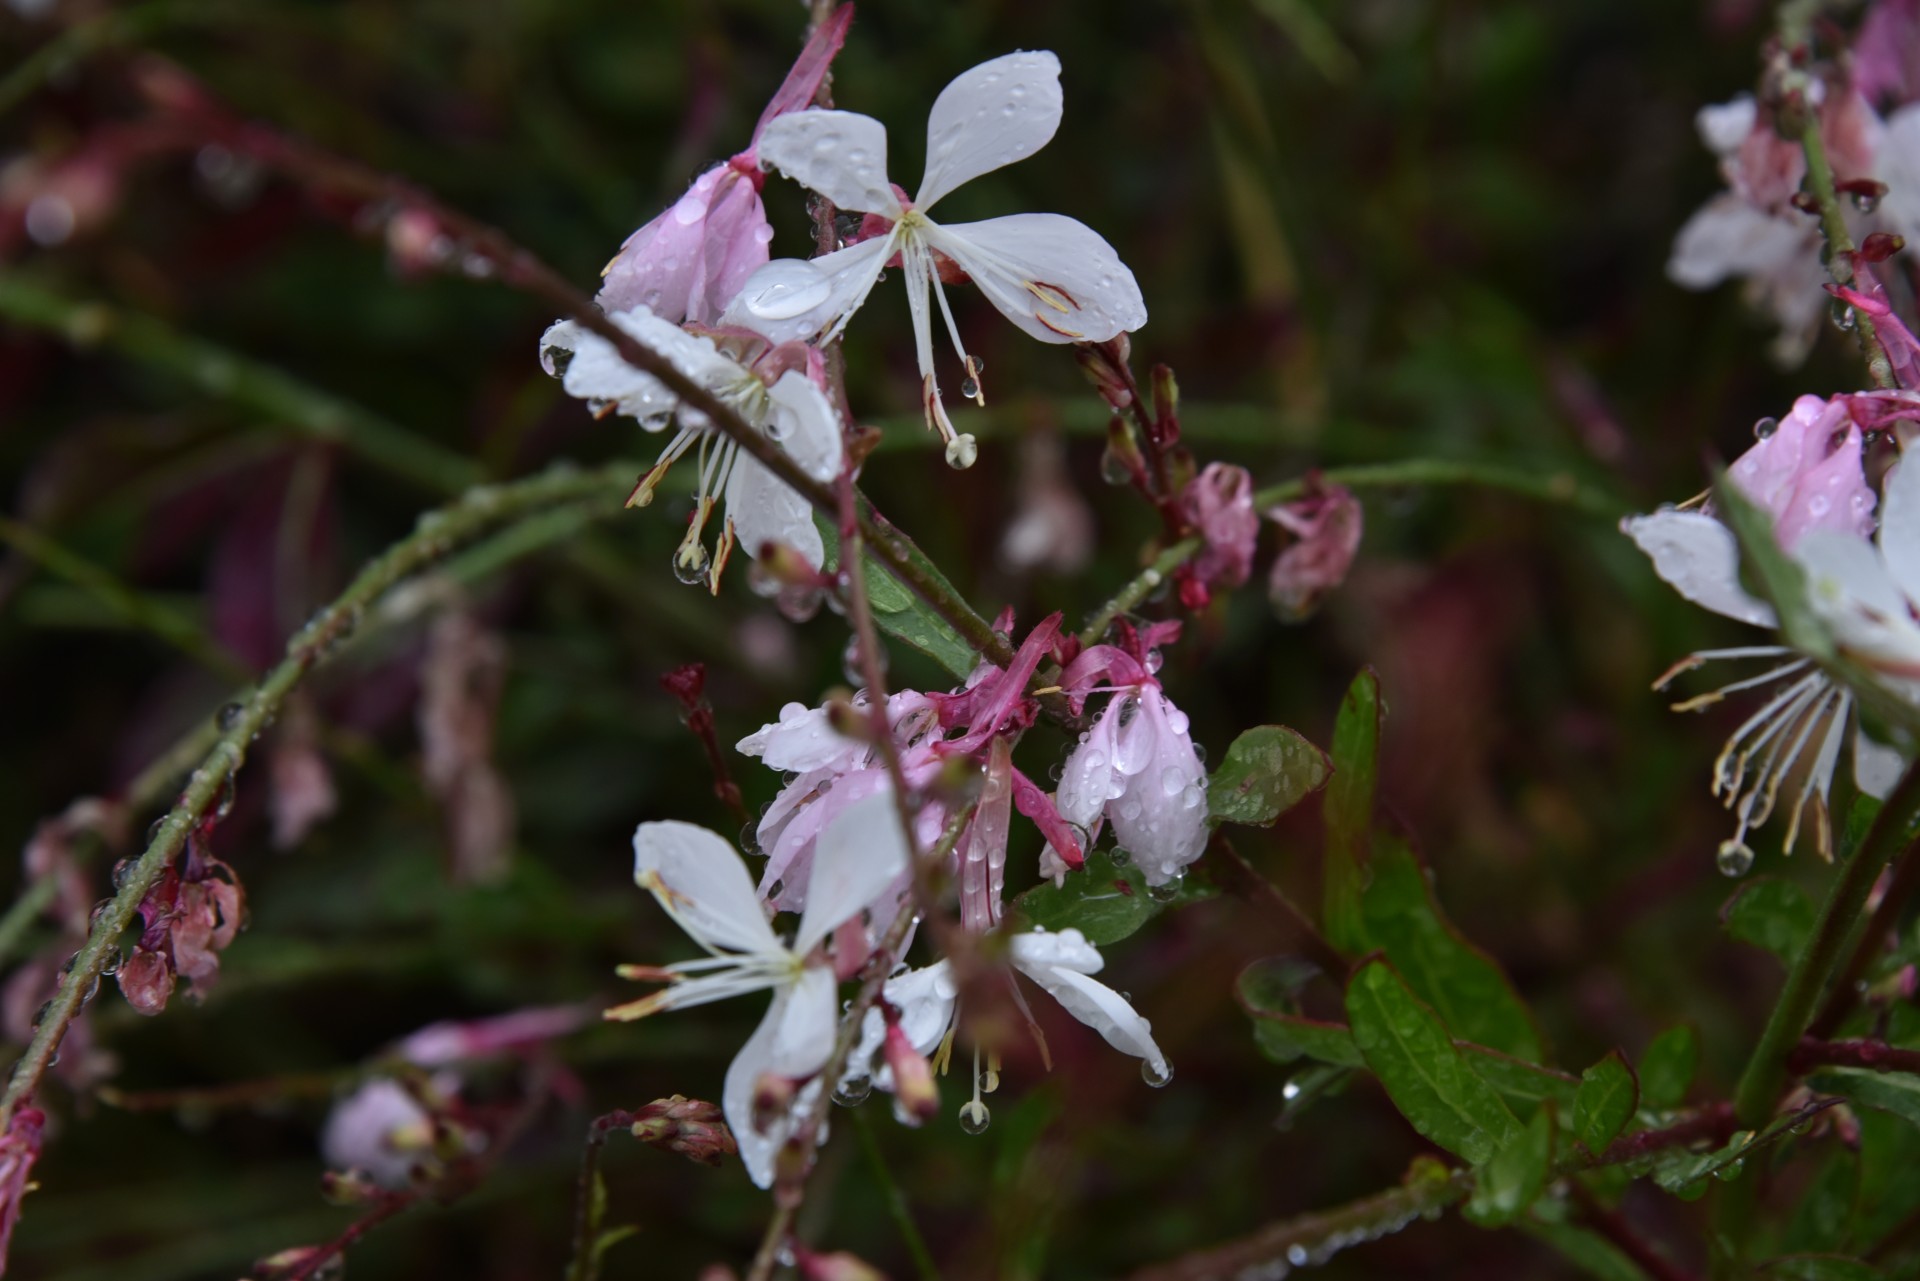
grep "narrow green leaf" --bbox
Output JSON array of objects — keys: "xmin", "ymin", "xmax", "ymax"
[
  {"xmin": 1323, "ymin": 668, "xmax": 1381, "ymax": 953},
  {"xmin": 1207, "ymin": 725, "xmax": 1331, "ymax": 826},
  {"xmin": 1360, "ymin": 832, "xmax": 1543, "ymax": 1062},
  {"xmin": 1638, "ymin": 1026, "xmax": 1698, "ymax": 1110},
  {"xmin": 1014, "ymin": 849, "xmax": 1216, "ymax": 946},
  {"xmin": 1465, "ymin": 1106, "xmax": 1553, "ymax": 1227},
  {"xmin": 1250, "ymin": 1014, "xmax": 1365, "ymax": 1068},
  {"xmin": 1573, "ymin": 1051, "xmax": 1638, "ymax": 1154},
  {"xmin": 819, "ymin": 514, "xmax": 978, "ymax": 680},
  {"xmin": 1463, "ymin": 1047, "xmax": 1579, "ymax": 1115},
  {"xmin": 1644, "ymin": 1105, "xmax": 1817, "ymax": 1197},
  {"xmin": 1723, "ymin": 878, "xmax": 1817, "ymax": 966},
  {"xmin": 1761, "ymin": 1256, "xmax": 1886, "ymax": 1281},
  {"xmin": 1344, "ymin": 960, "xmax": 1522, "ymax": 1166},
  {"xmin": 1807, "ymin": 1067, "xmax": 1920, "ymax": 1129}
]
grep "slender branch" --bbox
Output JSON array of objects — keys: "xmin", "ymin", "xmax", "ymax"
[
  {"xmin": 1787, "ymin": 1036, "xmax": 1920, "ymax": 1076},
  {"xmin": 849, "ymin": 1107, "xmax": 941, "ymax": 1281},
  {"xmin": 1808, "ymin": 824, "xmax": 1920, "ymax": 1038},
  {"xmin": 0, "ymin": 460, "xmax": 631, "ymax": 1126},
  {"xmin": 1077, "ymin": 537, "xmax": 1199, "ymax": 648}
]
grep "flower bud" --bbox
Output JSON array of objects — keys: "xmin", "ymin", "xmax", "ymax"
[
  {"xmin": 882, "ymin": 1023, "xmax": 939, "ymax": 1126},
  {"xmin": 752, "ymin": 1072, "xmax": 798, "ymax": 1135},
  {"xmin": 117, "ymin": 948, "xmax": 175, "ymax": 1016},
  {"xmin": 319, "ymin": 1168, "xmax": 384, "ymax": 1205},
  {"xmin": 1266, "ymin": 483, "xmax": 1363, "ymax": 622},
  {"xmin": 631, "ymin": 1094, "xmax": 737, "ymax": 1167}
]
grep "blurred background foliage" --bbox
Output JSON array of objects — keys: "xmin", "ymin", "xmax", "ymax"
[{"xmin": 0, "ymin": 0, "xmax": 1880, "ymax": 1276}]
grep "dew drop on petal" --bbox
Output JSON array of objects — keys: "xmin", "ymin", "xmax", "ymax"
[
  {"xmin": 1110, "ymin": 846, "xmax": 1132, "ymax": 867},
  {"xmin": 1753, "ymin": 416, "xmax": 1779, "ymax": 440},
  {"xmin": 958, "ymin": 1100, "xmax": 991, "ymax": 1134},
  {"xmin": 1161, "ymin": 767, "xmax": 1187, "ymax": 797},
  {"xmin": 1716, "ymin": 839, "xmax": 1755, "ymax": 878},
  {"xmin": 832, "ymin": 1075, "xmax": 872, "ymax": 1107},
  {"xmin": 1141, "ymin": 1059, "xmax": 1174, "ymax": 1088},
  {"xmin": 744, "ymin": 260, "xmax": 833, "ymax": 321},
  {"xmin": 1147, "ymin": 878, "xmax": 1181, "ymax": 903},
  {"xmin": 1100, "ymin": 444, "xmax": 1132, "ymax": 485}
]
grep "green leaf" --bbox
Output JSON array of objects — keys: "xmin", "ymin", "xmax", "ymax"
[
  {"xmin": 1806, "ymin": 1067, "xmax": 1920, "ymax": 1129},
  {"xmin": 1323, "ymin": 668, "xmax": 1381, "ymax": 953},
  {"xmin": 1236, "ymin": 957, "xmax": 1365, "ymax": 1067},
  {"xmin": 1723, "ymin": 878, "xmax": 1817, "ymax": 966},
  {"xmin": 1760, "ymin": 1257, "xmax": 1886, "ymax": 1281},
  {"xmin": 1643, "ymin": 1106, "xmax": 1817, "ymax": 1198},
  {"xmin": 818, "ymin": 514, "xmax": 978, "ymax": 680},
  {"xmin": 1638, "ymin": 1025, "xmax": 1698, "ymax": 1110},
  {"xmin": 1463, "ymin": 1048, "xmax": 1578, "ymax": 1115},
  {"xmin": 1714, "ymin": 469, "xmax": 1830, "ymax": 660},
  {"xmin": 1360, "ymin": 832, "xmax": 1543, "ymax": 1062},
  {"xmin": 1573, "ymin": 1051, "xmax": 1638, "ymax": 1154},
  {"xmin": 1207, "ymin": 725, "xmax": 1331, "ymax": 826},
  {"xmin": 1013, "ymin": 849, "xmax": 1216, "ymax": 946},
  {"xmin": 1344, "ymin": 959, "xmax": 1523, "ymax": 1166},
  {"xmin": 1465, "ymin": 1105, "xmax": 1553, "ymax": 1227}
]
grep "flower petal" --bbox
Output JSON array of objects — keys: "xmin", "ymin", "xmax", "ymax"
[
  {"xmin": 1796, "ymin": 528, "xmax": 1920, "ymax": 667},
  {"xmin": 794, "ymin": 789, "xmax": 912, "ymax": 956},
  {"xmin": 767, "ymin": 370, "xmax": 844, "ymax": 484},
  {"xmin": 632, "ymin": 820, "xmax": 780, "ymax": 955},
  {"xmin": 1879, "ymin": 456, "xmax": 1920, "ymax": 609},
  {"xmin": 924, "ymin": 213, "xmax": 1146, "ymax": 344},
  {"xmin": 722, "ymin": 996, "xmax": 790, "ymax": 1189},
  {"xmin": 738, "ymin": 702, "xmax": 866, "ymax": 774},
  {"xmin": 769, "ymin": 965, "xmax": 839, "ymax": 1078},
  {"xmin": 915, "ymin": 51, "xmax": 1064, "ymax": 211},
  {"xmin": 1853, "ymin": 726, "xmax": 1907, "ymax": 800},
  {"xmin": 726, "ymin": 453, "xmax": 826, "ymax": 570},
  {"xmin": 1055, "ymin": 699, "xmax": 1125, "ymax": 829},
  {"xmin": 721, "ymin": 237, "xmax": 895, "ymax": 346},
  {"xmin": 1009, "ymin": 926, "xmax": 1103, "ymax": 975},
  {"xmin": 1010, "ymin": 930, "xmax": 1168, "ymax": 1072},
  {"xmin": 1621, "ymin": 510, "xmax": 1777, "ymax": 627},
  {"xmin": 758, "ymin": 108, "xmax": 902, "ymax": 217}
]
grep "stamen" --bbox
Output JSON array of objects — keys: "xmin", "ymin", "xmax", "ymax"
[{"xmin": 1670, "ymin": 658, "xmax": 1811, "ymax": 711}]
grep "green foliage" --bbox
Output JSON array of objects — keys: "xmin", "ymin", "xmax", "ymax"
[
  {"xmin": 1760, "ymin": 1258, "xmax": 1887, "ymax": 1281},
  {"xmin": 1205, "ymin": 724, "xmax": 1331, "ymax": 826},
  {"xmin": 1322, "ymin": 668, "xmax": 1380, "ymax": 954},
  {"xmin": 1014, "ymin": 849, "xmax": 1217, "ymax": 946},
  {"xmin": 1344, "ymin": 960, "xmax": 1522, "ymax": 1167},
  {"xmin": 1464, "ymin": 1106, "xmax": 1553, "ymax": 1228},
  {"xmin": 1572, "ymin": 1051, "xmax": 1637, "ymax": 1154},
  {"xmin": 1638, "ymin": 1026, "xmax": 1700, "ymax": 1110},
  {"xmin": 1723, "ymin": 879, "xmax": 1818, "ymax": 966},
  {"xmin": 1806, "ymin": 1068, "xmax": 1920, "ymax": 1130}
]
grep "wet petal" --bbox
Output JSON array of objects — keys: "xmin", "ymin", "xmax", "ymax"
[
  {"xmin": 758, "ymin": 108, "xmax": 902, "ymax": 217},
  {"xmin": 726, "ymin": 453, "xmax": 826, "ymax": 570},
  {"xmin": 924, "ymin": 212, "xmax": 1146, "ymax": 344},
  {"xmin": 1879, "ymin": 456, "xmax": 1920, "ymax": 608},
  {"xmin": 721, "ymin": 237, "xmax": 895, "ymax": 346},
  {"xmin": 794, "ymin": 789, "xmax": 911, "ymax": 956},
  {"xmin": 916, "ymin": 51, "xmax": 1064, "ymax": 211},
  {"xmin": 632, "ymin": 820, "xmax": 780, "ymax": 955},
  {"xmin": 1621, "ymin": 510, "xmax": 1777, "ymax": 628},
  {"xmin": 767, "ymin": 370, "xmax": 844, "ymax": 483},
  {"xmin": 770, "ymin": 965, "xmax": 838, "ymax": 1078}
]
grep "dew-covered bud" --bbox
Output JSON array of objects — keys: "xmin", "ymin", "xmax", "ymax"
[
  {"xmin": 882, "ymin": 1023, "xmax": 939, "ymax": 1126},
  {"xmin": 631, "ymin": 1094, "xmax": 737, "ymax": 1167}
]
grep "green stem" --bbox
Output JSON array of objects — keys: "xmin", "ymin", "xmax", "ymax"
[
  {"xmin": 0, "ymin": 460, "xmax": 629, "ymax": 1125},
  {"xmin": 850, "ymin": 1107, "xmax": 941, "ymax": 1281},
  {"xmin": 1790, "ymin": 79, "xmax": 1897, "ymax": 389},
  {"xmin": 1711, "ymin": 759, "xmax": 1920, "ymax": 1269}
]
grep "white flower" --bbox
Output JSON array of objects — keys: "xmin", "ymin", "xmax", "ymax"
[
  {"xmin": 608, "ymin": 790, "xmax": 909, "ymax": 1187},
  {"xmin": 725, "ymin": 51, "xmax": 1148, "ymax": 467},
  {"xmin": 844, "ymin": 926, "xmax": 1171, "ymax": 1126},
  {"xmin": 1623, "ymin": 507, "xmax": 1905, "ymax": 860},
  {"xmin": 540, "ymin": 306, "xmax": 842, "ymax": 589},
  {"xmin": 1797, "ymin": 454, "xmax": 1920, "ymax": 687},
  {"xmin": 1056, "ymin": 686, "xmax": 1209, "ymax": 887}
]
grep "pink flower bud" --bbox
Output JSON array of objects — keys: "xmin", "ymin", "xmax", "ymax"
[
  {"xmin": 881, "ymin": 1023, "xmax": 939, "ymax": 1125},
  {"xmin": 0, "ymin": 1106, "xmax": 44, "ymax": 1273},
  {"xmin": 630, "ymin": 1094, "xmax": 738, "ymax": 1167},
  {"xmin": 117, "ymin": 947, "xmax": 176, "ymax": 1016},
  {"xmin": 1725, "ymin": 395, "xmax": 1876, "ymax": 548},
  {"xmin": 1266, "ymin": 483, "xmax": 1363, "ymax": 622}
]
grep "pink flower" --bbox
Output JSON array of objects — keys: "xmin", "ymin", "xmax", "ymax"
[
  {"xmin": 595, "ymin": 8, "xmax": 852, "ymax": 324},
  {"xmin": 1055, "ymin": 623, "xmax": 1208, "ymax": 887},
  {"xmin": 117, "ymin": 836, "xmax": 245, "ymax": 1015},
  {"xmin": 0, "ymin": 1106, "xmax": 44, "ymax": 1275},
  {"xmin": 1181, "ymin": 462, "xmax": 1258, "ymax": 590},
  {"xmin": 1725, "ymin": 394, "xmax": 1876, "ymax": 548},
  {"xmin": 1857, "ymin": 0, "xmax": 1920, "ymax": 108},
  {"xmin": 1266, "ymin": 482, "xmax": 1363, "ymax": 622}
]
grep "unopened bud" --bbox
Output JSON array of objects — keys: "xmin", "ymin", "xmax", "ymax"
[
  {"xmin": 1862, "ymin": 232, "xmax": 1907, "ymax": 263},
  {"xmin": 824, "ymin": 693, "xmax": 874, "ymax": 742},
  {"xmin": 631, "ymin": 1094, "xmax": 737, "ymax": 1167},
  {"xmin": 1074, "ymin": 340, "xmax": 1134, "ymax": 410},
  {"xmin": 882, "ymin": 1024, "xmax": 939, "ymax": 1125},
  {"xmin": 755, "ymin": 539, "xmax": 826, "ymax": 590},
  {"xmin": 752, "ymin": 1072, "xmax": 798, "ymax": 1134},
  {"xmin": 319, "ymin": 1168, "xmax": 383, "ymax": 1205},
  {"xmin": 117, "ymin": 948, "xmax": 175, "ymax": 1016},
  {"xmin": 1150, "ymin": 364, "xmax": 1181, "ymax": 445}
]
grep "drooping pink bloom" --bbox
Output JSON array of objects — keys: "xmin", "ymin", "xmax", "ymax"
[
  {"xmin": 0, "ymin": 1106, "xmax": 44, "ymax": 1276},
  {"xmin": 596, "ymin": 7, "xmax": 853, "ymax": 324},
  {"xmin": 1181, "ymin": 462, "xmax": 1258, "ymax": 590},
  {"xmin": 117, "ymin": 834, "xmax": 244, "ymax": 1015},
  {"xmin": 1266, "ymin": 482, "xmax": 1363, "ymax": 622},
  {"xmin": 1725, "ymin": 394, "xmax": 1877, "ymax": 548},
  {"xmin": 1054, "ymin": 621, "xmax": 1208, "ymax": 887}
]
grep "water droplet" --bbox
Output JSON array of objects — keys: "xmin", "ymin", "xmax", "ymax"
[
  {"xmin": 833, "ymin": 1075, "xmax": 872, "ymax": 1107},
  {"xmin": 216, "ymin": 702, "xmax": 245, "ymax": 731},
  {"xmin": 842, "ymin": 636, "xmax": 885, "ymax": 686},
  {"xmin": 743, "ymin": 260, "xmax": 832, "ymax": 321},
  {"xmin": 1116, "ymin": 696, "xmax": 1140, "ymax": 728},
  {"xmin": 1854, "ymin": 190, "xmax": 1881, "ymax": 214},
  {"xmin": 1716, "ymin": 839, "xmax": 1755, "ymax": 878},
  {"xmin": 672, "ymin": 543, "xmax": 711, "ymax": 586},
  {"xmin": 1066, "ymin": 822, "xmax": 1092, "ymax": 858},
  {"xmin": 1048, "ymin": 760, "xmax": 1066, "ymax": 783},
  {"xmin": 1833, "ymin": 299, "xmax": 1858, "ymax": 332},
  {"xmin": 145, "ymin": 818, "xmax": 167, "ymax": 844},
  {"xmin": 1281, "ymin": 1080, "xmax": 1302, "ymax": 1101},
  {"xmin": 945, "ymin": 434, "xmax": 979, "ymax": 469},
  {"xmin": 958, "ymin": 1100, "xmax": 991, "ymax": 1134},
  {"xmin": 1191, "ymin": 743, "xmax": 1207, "ymax": 766},
  {"xmin": 1753, "ymin": 416, "xmax": 1779, "ymax": 440},
  {"xmin": 764, "ymin": 409, "xmax": 792, "ymax": 442},
  {"xmin": 960, "ymin": 375, "xmax": 980, "ymax": 400},
  {"xmin": 739, "ymin": 821, "xmax": 762, "ymax": 856},
  {"xmin": 1809, "ymin": 493, "xmax": 1831, "ymax": 518},
  {"xmin": 1110, "ymin": 846, "xmax": 1132, "ymax": 868},
  {"xmin": 1141, "ymin": 1059, "xmax": 1174, "ymax": 1088},
  {"xmin": 1161, "ymin": 767, "xmax": 1186, "ymax": 797},
  {"xmin": 110, "ymin": 859, "xmax": 134, "ymax": 890},
  {"xmin": 1100, "ymin": 445, "xmax": 1132, "ymax": 486},
  {"xmin": 766, "ymin": 877, "xmax": 785, "ymax": 901},
  {"xmin": 1147, "ymin": 878, "xmax": 1181, "ymax": 904},
  {"xmin": 460, "ymin": 252, "xmax": 494, "ymax": 279}
]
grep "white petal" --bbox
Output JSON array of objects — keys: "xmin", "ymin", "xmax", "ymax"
[
  {"xmin": 726, "ymin": 454, "xmax": 825, "ymax": 569},
  {"xmin": 885, "ymin": 961, "xmax": 960, "ymax": 1055},
  {"xmin": 551, "ymin": 308, "xmax": 737, "ymax": 424},
  {"xmin": 915, "ymin": 51, "xmax": 1064, "ymax": 211},
  {"xmin": 793, "ymin": 789, "xmax": 911, "ymax": 956},
  {"xmin": 1009, "ymin": 926, "xmax": 1103, "ymax": 976},
  {"xmin": 758, "ymin": 109, "xmax": 902, "ymax": 217},
  {"xmin": 738, "ymin": 702, "xmax": 863, "ymax": 773},
  {"xmin": 1621, "ymin": 510, "xmax": 1777, "ymax": 627},
  {"xmin": 924, "ymin": 213, "xmax": 1147, "ymax": 344},
  {"xmin": 767, "ymin": 371, "xmax": 844, "ymax": 483},
  {"xmin": 1878, "ymin": 456, "xmax": 1920, "ymax": 609},
  {"xmin": 1796, "ymin": 527, "xmax": 1918, "ymax": 652},
  {"xmin": 722, "ymin": 998, "xmax": 788, "ymax": 1189},
  {"xmin": 719, "ymin": 238, "xmax": 895, "ymax": 345},
  {"xmin": 1696, "ymin": 96, "xmax": 1756, "ymax": 156},
  {"xmin": 769, "ymin": 965, "xmax": 839, "ymax": 1078},
  {"xmin": 1666, "ymin": 195, "xmax": 1807, "ymax": 289},
  {"xmin": 1853, "ymin": 726, "xmax": 1907, "ymax": 800},
  {"xmin": 632, "ymin": 820, "xmax": 780, "ymax": 955},
  {"xmin": 1011, "ymin": 934, "xmax": 1167, "ymax": 1072},
  {"xmin": 1108, "ymin": 691, "xmax": 1210, "ymax": 886},
  {"xmin": 1055, "ymin": 701, "xmax": 1125, "ymax": 829},
  {"xmin": 1878, "ymin": 105, "xmax": 1920, "ymax": 251}
]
